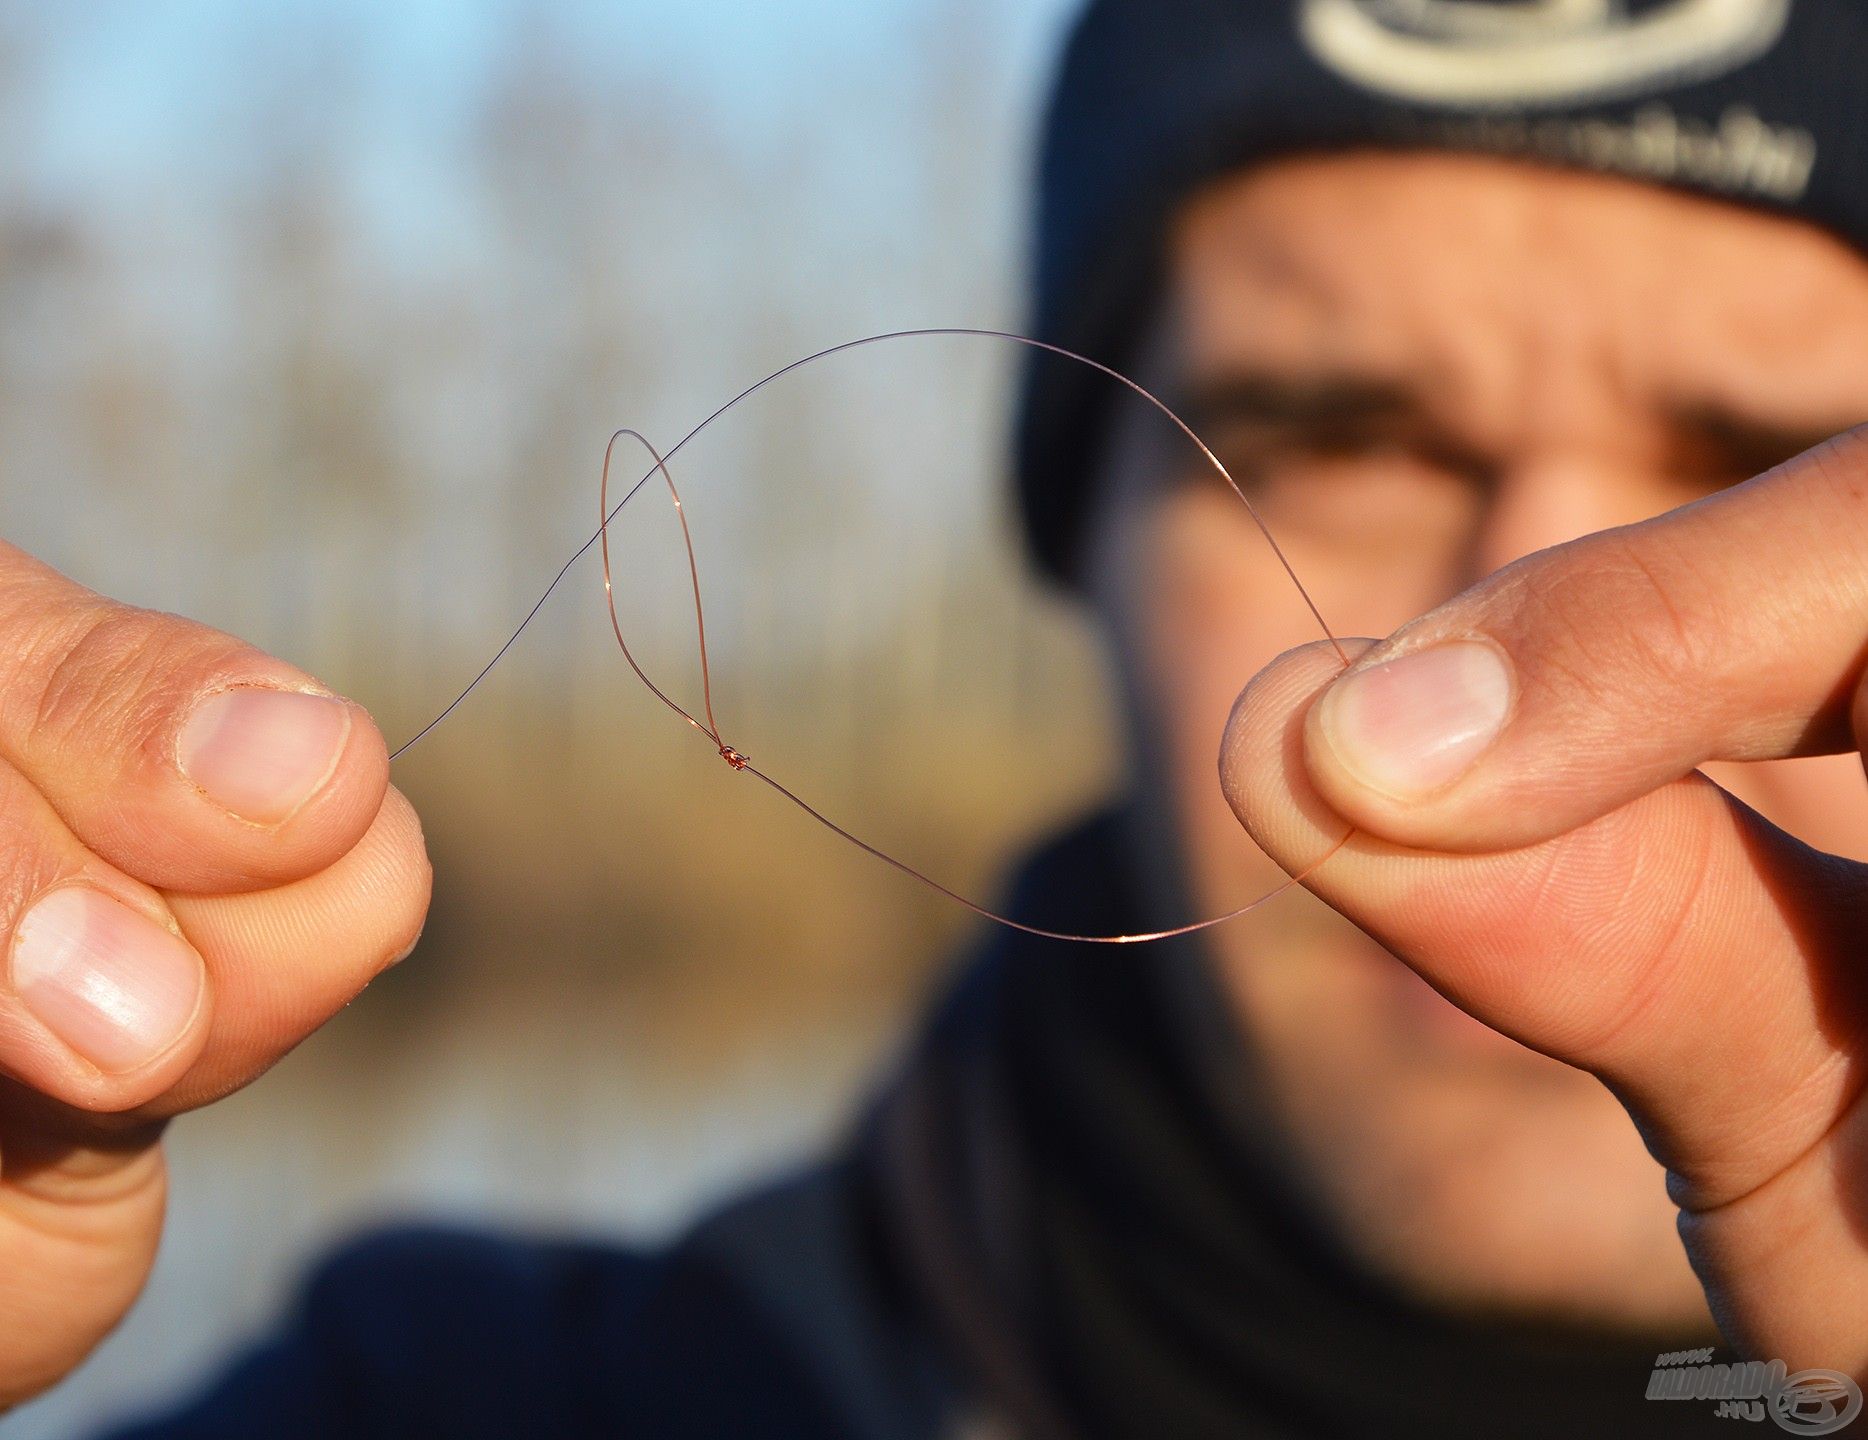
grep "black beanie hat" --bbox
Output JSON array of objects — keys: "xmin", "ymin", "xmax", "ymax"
[{"xmin": 1016, "ymin": 0, "xmax": 1868, "ymax": 585}]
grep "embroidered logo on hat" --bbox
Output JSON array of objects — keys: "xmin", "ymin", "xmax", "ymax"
[{"xmin": 1298, "ymin": 0, "xmax": 1791, "ymax": 109}]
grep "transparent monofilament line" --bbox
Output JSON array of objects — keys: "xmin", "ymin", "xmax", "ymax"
[{"xmin": 393, "ymin": 327, "xmax": 1355, "ymax": 943}]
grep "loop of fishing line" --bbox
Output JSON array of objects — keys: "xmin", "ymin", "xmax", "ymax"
[{"xmin": 392, "ymin": 328, "xmax": 1354, "ymax": 943}]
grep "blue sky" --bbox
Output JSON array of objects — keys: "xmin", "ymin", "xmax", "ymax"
[{"xmin": 10, "ymin": 1, "xmax": 1077, "ymax": 210}]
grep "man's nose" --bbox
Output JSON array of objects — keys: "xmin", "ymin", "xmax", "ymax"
[{"xmin": 1468, "ymin": 457, "xmax": 1658, "ymax": 583}]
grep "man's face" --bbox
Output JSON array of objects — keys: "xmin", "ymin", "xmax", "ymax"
[{"xmin": 1090, "ymin": 151, "xmax": 1868, "ymax": 1335}]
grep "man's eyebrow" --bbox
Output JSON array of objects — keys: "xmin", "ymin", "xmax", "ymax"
[
  {"xmin": 1180, "ymin": 373, "xmax": 1422, "ymax": 435},
  {"xmin": 1177, "ymin": 370, "xmax": 1495, "ymax": 480},
  {"xmin": 1666, "ymin": 402, "xmax": 1864, "ymax": 479}
]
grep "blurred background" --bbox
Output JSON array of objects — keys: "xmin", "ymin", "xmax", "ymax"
[{"xmin": 0, "ymin": 3, "xmax": 1119, "ymax": 1434}]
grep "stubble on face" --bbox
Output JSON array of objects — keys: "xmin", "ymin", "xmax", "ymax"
[{"xmin": 1088, "ymin": 149, "xmax": 1868, "ymax": 1336}]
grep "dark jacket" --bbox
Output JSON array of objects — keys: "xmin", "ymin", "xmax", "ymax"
[{"xmin": 105, "ymin": 811, "xmax": 1738, "ymax": 1438}]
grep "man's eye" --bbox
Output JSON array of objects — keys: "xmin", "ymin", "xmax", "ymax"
[{"xmin": 1206, "ymin": 443, "xmax": 1483, "ymax": 554}]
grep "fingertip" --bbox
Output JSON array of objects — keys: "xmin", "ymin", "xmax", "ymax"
[
  {"xmin": 1222, "ymin": 638, "xmax": 1374, "ymax": 858},
  {"xmin": 347, "ymin": 784, "xmax": 433, "ymax": 975},
  {"xmin": 163, "ymin": 684, "xmax": 390, "ymax": 890},
  {"xmin": 155, "ymin": 784, "xmax": 433, "ymax": 1112}
]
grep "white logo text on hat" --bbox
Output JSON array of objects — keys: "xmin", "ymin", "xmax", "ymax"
[{"xmin": 1299, "ymin": 0, "xmax": 1791, "ymax": 109}]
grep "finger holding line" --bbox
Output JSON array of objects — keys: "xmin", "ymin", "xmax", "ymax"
[
  {"xmin": 0, "ymin": 539, "xmax": 389, "ymax": 897},
  {"xmin": 1297, "ymin": 427, "xmax": 1868, "ymax": 855}
]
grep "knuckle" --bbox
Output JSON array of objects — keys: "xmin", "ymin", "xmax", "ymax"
[
  {"xmin": 29, "ymin": 602, "xmax": 155, "ymax": 740},
  {"xmin": 22, "ymin": 601, "xmax": 232, "ymax": 755},
  {"xmin": 1509, "ymin": 534, "xmax": 1709, "ymax": 707},
  {"xmin": 1609, "ymin": 559, "xmax": 1709, "ymax": 702},
  {"xmin": 3, "ymin": 597, "xmax": 107, "ymax": 724}
]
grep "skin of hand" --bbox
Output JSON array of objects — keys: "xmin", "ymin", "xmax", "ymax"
[
  {"xmin": 1221, "ymin": 427, "xmax": 1868, "ymax": 1373},
  {"xmin": 1088, "ymin": 150, "xmax": 1868, "ymax": 1340},
  {"xmin": 0, "ymin": 540, "xmax": 431, "ymax": 1407}
]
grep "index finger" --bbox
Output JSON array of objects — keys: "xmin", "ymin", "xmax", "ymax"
[{"xmin": 1298, "ymin": 426, "xmax": 1868, "ymax": 853}]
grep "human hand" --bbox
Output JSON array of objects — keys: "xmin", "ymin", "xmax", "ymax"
[
  {"xmin": 0, "ymin": 540, "xmax": 430, "ymax": 1407},
  {"xmin": 1221, "ymin": 429, "xmax": 1868, "ymax": 1374}
]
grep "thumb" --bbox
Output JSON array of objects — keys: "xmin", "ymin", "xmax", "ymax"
[
  {"xmin": 1292, "ymin": 427, "xmax": 1868, "ymax": 854},
  {"xmin": 1221, "ymin": 641, "xmax": 1868, "ymax": 1207},
  {"xmin": 1221, "ymin": 640, "xmax": 1868, "ymax": 1372},
  {"xmin": 0, "ymin": 540, "xmax": 388, "ymax": 895}
]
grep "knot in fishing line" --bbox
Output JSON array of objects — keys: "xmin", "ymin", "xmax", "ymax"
[{"xmin": 391, "ymin": 329, "xmax": 1351, "ymax": 944}]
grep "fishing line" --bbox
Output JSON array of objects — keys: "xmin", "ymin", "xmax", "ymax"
[{"xmin": 391, "ymin": 327, "xmax": 1353, "ymax": 943}]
